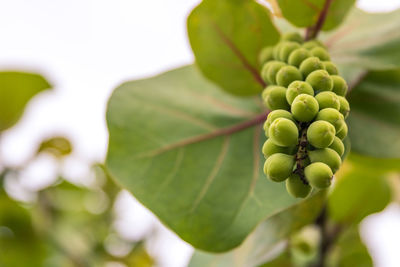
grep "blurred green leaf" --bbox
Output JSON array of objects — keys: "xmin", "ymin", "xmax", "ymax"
[
  {"xmin": 187, "ymin": 0, "xmax": 279, "ymax": 95},
  {"xmin": 328, "ymin": 154, "xmax": 392, "ymax": 224},
  {"xmin": 328, "ymin": 8, "xmax": 400, "ymax": 69},
  {"xmin": 37, "ymin": 136, "xmax": 73, "ymax": 158},
  {"xmin": 105, "ymin": 65, "xmax": 314, "ymax": 252},
  {"xmin": 0, "ymin": 71, "xmax": 51, "ymax": 131},
  {"xmin": 188, "ymin": 191, "xmax": 325, "ymax": 267},
  {"xmin": 276, "ymin": 0, "xmax": 355, "ymax": 31},
  {"xmin": 347, "ymin": 69, "xmax": 400, "ymax": 158},
  {"xmin": 326, "ymin": 227, "xmax": 373, "ymax": 267}
]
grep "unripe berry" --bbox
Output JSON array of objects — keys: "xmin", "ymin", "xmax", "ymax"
[
  {"xmin": 316, "ymin": 108, "xmax": 345, "ymax": 133},
  {"xmin": 308, "ymin": 148, "xmax": 342, "ymax": 173},
  {"xmin": 303, "ymin": 40, "xmax": 325, "ymax": 50},
  {"xmin": 259, "ymin": 46, "xmax": 274, "ymax": 65},
  {"xmin": 288, "ymin": 48, "xmax": 312, "ymax": 67},
  {"xmin": 261, "ymin": 61, "xmax": 274, "ymax": 83},
  {"xmin": 279, "ymin": 42, "xmax": 301, "ymax": 62},
  {"xmin": 291, "ymin": 94, "xmax": 319, "ymax": 122},
  {"xmin": 299, "ymin": 57, "xmax": 325, "ymax": 78},
  {"xmin": 276, "ymin": 66, "xmax": 303, "ymax": 87},
  {"xmin": 315, "ymin": 91, "xmax": 340, "ymax": 110},
  {"xmin": 331, "ymin": 75, "xmax": 348, "ymax": 96},
  {"xmin": 323, "ymin": 61, "xmax": 338, "ymax": 75},
  {"xmin": 329, "ymin": 136, "xmax": 345, "ymax": 156},
  {"xmin": 337, "ymin": 96, "xmax": 350, "ymax": 119},
  {"xmin": 266, "ymin": 61, "xmax": 286, "ymax": 84},
  {"xmin": 286, "ymin": 173, "xmax": 312, "ymax": 198},
  {"xmin": 264, "ymin": 109, "xmax": 295, "ymax": 136},
  {"xmin": 265, "ymin": 153, "xmax": 295, "ymax": 182},
  {"xmin": 281, "ymin": 32, "xmax": 303, "ymax": 43},
  {"xmin": 310, "ymin": 47, "xmax": 330, "ymax": 61},
  {"xmin": 305, "ymin": 162, "xmax": 333, "ymax": 189},
  {"xmin": 307, "ymin": 121, "xmax": 336, "ymax": 148},
  {"xmin": 336, "ymin": 122, "xmax": 348, "ymax": 140},
  {"xmin": 306, "ymin": 70, "xmax": 333, "ymax": 92},
  {"xmin": 262, "ymin": 86, "xmax": 290, "ymax": 111},
  {"xmin": 273, "ymin": 43, "xmax": 284, "ymax": 60},
  {"xmin": 269, "ymin": 118, "xmax": 299, "ymax": 147},
  {"xmin": 262, "ymin": 138, "xmax": 294, "ymax": 157},
  {"xmin": 286, "ymin": 81, "xmax": 314, "ymax": 105}
]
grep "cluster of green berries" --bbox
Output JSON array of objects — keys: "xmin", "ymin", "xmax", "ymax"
[{"xmin": 259, "ymin": 32, "xmax": 350, "ymax": 199}]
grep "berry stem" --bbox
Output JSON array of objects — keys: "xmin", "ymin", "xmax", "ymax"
[
  {"xmin": 294, "ymin": 123, "xmax": 309, "ymax": 184},
  {"xmin": 305, "ymin": 0, "xmax": 334, "ymax": 41}
]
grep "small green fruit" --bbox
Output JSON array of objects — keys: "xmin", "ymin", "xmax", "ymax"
[
  {"xmin": 276, "ymin": 66, "xmax": 303, "ymax": 87},
  {"xmin": 310, "ymin": 47, "xmax": 330, "ymax": 61},
  {"xmin": 331, "ymin": 75, "xmax": 348, "ymax": 96},
  {"xmin": 329, "ymin": 136, "xmax": 345, "ymax": 156},
  {"xmin": 336, "ymin": 122, "xmax": 348, "ymax": 140},
  {"xmin": 262, "ymin": 86, "xmax": 290, "ymax": 111},
  {"xmin": 288, "ymin": 48, "xmax": 312, "ymax": 67},
  {"xmin": 299, "ymin": 57, "xmax": 325, "ymax": 78},
  {"xmin": 308, "ymin": 148, "xmax": 342, "ymax": 173},
  {"xmin": 279, "ymin": 42, "xmax": 301, "ymax": 62},
  {"xmin": 304, "ymin": 162, "xmax": 333, "ymax": 189},
  {"xmin": 286, "ymin": 81, "xmax": 314, "ymax": 105},
  {"xmin": 281, "ymin": 32, "xmax": 303, "ymax": 43},
  {"xmin": 266, "ymin": 61, "xmax": 286, "ymax": 84},
  {"xmin": 315, "ymin": 91, "xmax": 340, "ymax": 110},
  {"xmin": 262, "ymin": 139, "xmax": 294, "ymax": 157},
  {"xmin": 286, "ymin": 173, "xmax": 312, "ymax": 198},
  {"xmin": 303, "ymin": 40, "xmax": 325, "ymax": 50},
  {"xmin": 338, "ymin": 96, "xmax": 350, "ymax": 119},
  {"xmin": 307, "ymin": 121, "xmax": 336, "ymax": 148},
  {"xmin": 259, "ymin": 46, "xmax": 274, "ymax": 65},
  {"xmin": 265, "ymin": 153, "xmax": 295, "ymax": 182},
  {"xmin": 291, "ymin": 94, "xmax": 319, "ymax": 122},
  {"xmin": 322, "ymin": 61, "xmax": 338, "ymax": 75},
  {"xmin": 306, "ymin": 70, "xmax": 333, "ymax": 92},
  {"xmin": 264, "ymin": 109, "xmax": 294, "ymax": 136},
  {"xmin": 269, "ymin": 118, "xmax": 299, "ymax": 147},
  {"xmin": 316, "ymin": 108, "xmax": 345, "ymax": 133}
]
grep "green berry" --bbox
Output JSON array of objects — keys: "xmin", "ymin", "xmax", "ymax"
[
  {"xmin": 288, "ymin": 48, "xmax": 312, "ymax": 67},
  {"xmin": 323, "ymin": 61, "xmax": 338, "ymax": 75},
  {"xmin": 304, "ymin": 162, "xmax": 333, "ymax": 189},
  {"xmin": 279, "ymin": 42, "xmax": 301, "ymax": 62},
  {"xmin": 281, "ymin": 32, "xmax": 303, "ymax": 43},
  {"xmin": 299, "ymin": 57, "xmax": 325, "ymax": 78},
  {"xmin": 262, "ymin": 86, "xmax": 290, "ymax": 111},
  {"xmin": 316, "ymin": 108, "xmax": 345, "ymax": 133},
  {"xmin": 331, "ymin": 75, "xmax": 348, "ymax": 96},
  {"xmin": 262, "ymin": 138, "xmax": 294, "ymax": 157},
  {"xmin": 266, "ymin": 61, "xmax": 286, "ymax": 84},
  {"xmin": 308, "ymin": 148, "xmax": 342, "ymax": 173},
  {"xmin": 336, "ymin": 122, "xmax": 348, "ymax": 140},
  {"xmin": 315, "ymin": 91, "xmax": 340, "ymax": 110},
  {"xmin": 269, "ymin": 118, "xmax": 299, "ymax": 147},
  {"xmin": 338, "ymin": 96, "xmax": 350, "ymax": 119},
  {"xmin": 306, "ymin": 70, "xmax": 333, "ymax": 92},
  {"xmin": 265, "ymin": 153, "xmax": 295, "ymax": 182},
  {"xmin": 286, "ymin": 81, "xmax": 314, "ymax": 105},
  {"xmin": 303, "ymin": 40, "xmax": 325, "ymax": 50},
  {"xmin": 286, "ymin": 174, "xmax": 312, "ymax": 198},
  {"xmin": 276, "ymin": 66, "xmax": 303, "ymax": 87},
  {"xmin": 291, "ymin": 94, "xmax": 319, "ymax": 122},
  {"xmin": 273, "ymin": 43, "xmax": 284, "ymax": 60},
  {"xmin": 310, "ymin": 47, "xmax": 330, "ymax": 61},
  {"xmin": 307, "ymin": 121, "xmax": 336, "ymax": 148},
  {"xmin": 329, "ymin": 136, "xmax": 345, "ymax": 156},
  {"xmin": 259, "ymin": 46, "xmax": 274, "ymax": 65},
  {"xmin": 264, "ymin": 109, "xmax": 294, "ymax": 136}
]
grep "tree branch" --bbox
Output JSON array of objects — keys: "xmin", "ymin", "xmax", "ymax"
[{"xmin": 305, "ymin": 0, "xmax": 334, "ymax": 41}]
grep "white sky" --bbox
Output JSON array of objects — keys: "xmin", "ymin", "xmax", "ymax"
[{"xmin": 0, "ymin": 0, "xmax": 399, "ymax": 266}]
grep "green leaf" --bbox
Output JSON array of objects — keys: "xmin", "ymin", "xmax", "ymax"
[
  {"xmin": 106, "ymin": 65, "xmax": 310, "ymax": 252},
  {"xmin": 276, "ymin": 0, "xmax": 355, "ymax": 31},
  {"xmin": 187, "ymin": 0, "xmax": 279, "ymax": 96},
  {"xmin": 347, "ymin": 69, "xmax": 400, "ymax": 158},
  {"xmin": 328, "ymin": 8, "xmax": 400, "ymax": 70},
  {"xmin": 189, "ymin": 192, "xmax": 325, "ymax": 267},
  {"xmin": 0, "ymin": 72, "xmax": 52, "ymax": 131},
  {"xmin": 328, "ymin": 154, "xmax": 392, "ymax": 224}
]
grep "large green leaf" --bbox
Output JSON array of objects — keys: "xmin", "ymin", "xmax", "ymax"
[
  {"xmin": 0, "ymin": 72, "xmax": 52, "ymax": 131},
  {"xmin": 106, "ymin": 66, "xmax": 310, "ymax": 252},
  {"xmin": 328, "ymin": 154, "xmax": 392, "ymax": 224},
  {"xmin": 347, "ymin": 70, "xmax": 400, "ymax": 158},
  {"xmin": 276, "ymin": 0, "xmax": 355, "ymax": 31},
  {"xmin": 328, "ymin": 8, "xmax": 400, "ymax": 70},
  {"xmin": 189, "ymin": 192, "xmax": 325, "ymax": 267},
  {"xmin": 187, "ymin": 0, "xmax": 279, "ymax": 96}
]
